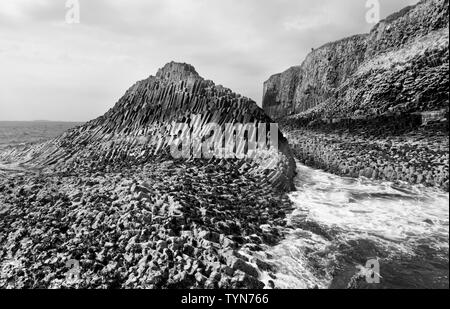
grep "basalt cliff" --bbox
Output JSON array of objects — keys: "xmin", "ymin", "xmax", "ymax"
[
  {"xmin": 0, "ymin": 63, "xmax": 295, "ymax": 289},
  {"xmin": 263, "ymin": 0, "xmax": 449, "ymax": 190}
]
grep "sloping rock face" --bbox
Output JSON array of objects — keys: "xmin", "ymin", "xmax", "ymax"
[
  {"xmin": 263, "ymin": 0, "xmax": 449, "ymax": 120},
  {"xmin": 262, "ymin": 0, "xmax": 449, "ymax": 190},
  {"xmin": 0, "ymin": 63, "xmax": 295, "ymax": 289},
  {"xmin": 1, "ymin": 62, "xmax": 295, "ymax": 191},
  {"xmin": 263, "ymin": 35, "xmax": 367, "ymax": 119}
]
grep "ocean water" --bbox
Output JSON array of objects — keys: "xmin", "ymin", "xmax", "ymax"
[
  {"xmin": 260, "ymin": 163, "xmax": 449, "ymax": 289},
  {"xmin": 0, "ymin": 121, "xmax": 82, "ymax": 148}
]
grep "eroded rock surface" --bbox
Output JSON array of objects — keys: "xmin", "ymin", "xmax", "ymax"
[
  {"xmin": 263, "ymin": 0, "xmax": 449, "ymax": 120},
  {"xmin": 262, "ymin": 0, "xmax": 449, "ymax": 190},
  {"xmin": 0, "ymin": 62, "xmax": 295, "ymax": 289}
]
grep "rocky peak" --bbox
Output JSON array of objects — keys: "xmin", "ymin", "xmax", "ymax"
[{"xmin": 156, "ymin": 61, "xmax": 202, "ymax": 82}]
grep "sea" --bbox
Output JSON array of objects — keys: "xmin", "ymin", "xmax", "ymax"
[{"xmin": 0, "ymin": 121, "xmax": 83, "ymax": 150}]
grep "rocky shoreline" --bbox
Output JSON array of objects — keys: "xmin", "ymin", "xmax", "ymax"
[
  {"xmin": 0, "ymin": 159, "xmax": 294, "ymax": 289},
  {"xmin": 283, "ymin": 121, "xmax": 449, "ymax": 191},
  {"xmin": 0, "ymin": 62, "xmax": 296, "ymax": 289},
  {"xmin": 261, "ymin": 0, "xmax": 449, "ymax": 192}
]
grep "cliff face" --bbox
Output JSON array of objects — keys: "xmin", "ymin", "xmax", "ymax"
[
  {"xmin": 263, "ymin": 0, "xmax": 449, "ymax": 120},
  {"xmin": 262, "ymin": 0, "xmax": 449, "ymax": 190},
  {"xmin": 263, "ymin": 66, "xmax": 301, "ymax": 120},
  {"xmin": 1, "ymin": 62, "xmax": 295, "ymax": 190}
]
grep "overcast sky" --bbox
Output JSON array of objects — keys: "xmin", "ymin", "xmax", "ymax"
[{"xmin": 0, "ymin": 0, "xmax": 418, "ymax": 122}]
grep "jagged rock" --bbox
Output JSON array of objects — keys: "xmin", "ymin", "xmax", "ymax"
[
  {"xmin": 263, "ymin": 0, "xmax": 448, "ymax": 120},
  {"xmin": 262, "ymin": 0, "xmax": 449, "ymax": 190},
  {"xmin": 231, "ymin": 270, "xmax": 265, "ymax": 289},
  {"xmin": 0, "ymin": 62, "xmax": 296, "ymax": 289},
  {"xmin": 226, "ymin": 256, "xmax": 259, "ymax": 278},
  {"xmin": 255, "ymin": 258, "xmax": 274, "ymax": 272}
]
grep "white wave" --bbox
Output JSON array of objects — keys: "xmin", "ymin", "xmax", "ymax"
[
  {"xmin": 261, "ymin": 162, "xmax": 449, "ymax": 289},
  {"xmin": 291, "ymin": 164, "xmax": 449, "ymax": 251}
]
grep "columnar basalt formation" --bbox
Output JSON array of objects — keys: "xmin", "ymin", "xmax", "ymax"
[
  {"xmin": 1, "ymin": 62, "xmax": 295, "ymax": 191},
  {"xmin": 262, "ymin": 0, "xmax": 449, "ymax": 190},
  {"xmin": 263, "ymin": 0, "xmax": 449, "ymax": 120},
  {"xmin": 0, "ymin": 63, "xmax": 296, "ymax": 289},
  {"xmin": 263, "ymin": 35, "xmax": 367, "ymax": 120}
]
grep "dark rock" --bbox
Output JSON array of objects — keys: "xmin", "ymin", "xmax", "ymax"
[
  {"xmin": 231, "ymin": 271, "xmax": 265, "ymax": 289},
  {"xmin": 227, "ymin": 257, "xmax": 259, "ymax": 278}
]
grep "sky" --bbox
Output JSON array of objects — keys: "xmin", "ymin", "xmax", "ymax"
[{"xmin": 0, "ymin": 0, "xmax": 418, "ymax": 122}]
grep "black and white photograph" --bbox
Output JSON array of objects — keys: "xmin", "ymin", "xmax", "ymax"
[{"xmin": 0, "ymin": 0, "xmax": 448, "ymax": 297}]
